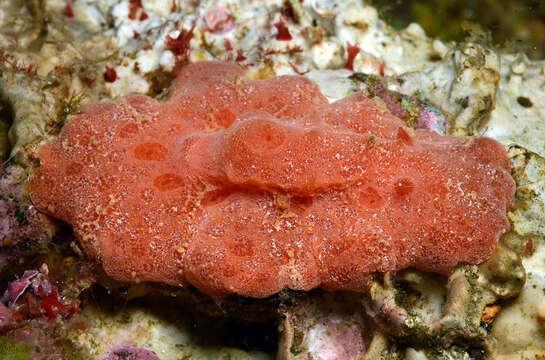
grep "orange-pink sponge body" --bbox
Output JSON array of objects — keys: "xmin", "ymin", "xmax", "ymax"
[{"xmin": 29, "ymin": 61, "xmax": 515, "ymax": 298}]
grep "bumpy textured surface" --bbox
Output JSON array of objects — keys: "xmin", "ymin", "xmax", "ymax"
[{"xmin": 29, "ymin": 61, "xmax": 515, "ymax": 298}]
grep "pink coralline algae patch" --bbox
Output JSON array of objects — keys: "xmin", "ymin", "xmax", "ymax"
[
  {"xmin": 205, "ymin": 8, "xmax": 235, "ymax": 34},
  {"xmin": 29, "ymin": 61, "xmax": 515, "ymax": 298}
]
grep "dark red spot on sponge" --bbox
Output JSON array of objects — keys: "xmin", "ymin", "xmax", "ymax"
[
  {"xmin": 358, "ymin": 186, "xmax": 384, "ymax": 208},
  {"xmin": 244, "ymin": 120, "xmax": 287, "ymax": 152},
  {"xmin": 120, "ymin": 123, "xmax": 139, "ymax": 138},
  {"xmin": 153, "ymin": 174, "xmax": 184, "ymax": 191},
  {"xmin": 134, "ymin": 142, "xmax": 168, "ymax": 161},
  {"xmin": 397, "ymin": 127, "xmax": 413, "ymax": 145},
  {"xmin": 394, "ymin": 179, "xmax": 415, "ymax": 197}
]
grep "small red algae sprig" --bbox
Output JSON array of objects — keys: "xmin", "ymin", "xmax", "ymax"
[
  {"xmin": 29, "ymin": 61, "xmax": 515, "ymax": 298},
  {"xmin": 1, "ymin": 264, "xmax": 80, "ymax": 321},
  {"xmin": 65, "ymin": 0, "xmax": 74, "ymax": 18},
  {"xmin": 165, "ymin": 25, "xmax": 196, "ymax": 69},
  {"xmin": 104, "ymin": 66, "xmax": 117, "ymax": 83},
  {"xmin": 274, "ymin": 21, "xmax": 292, "ymax": 41},
  {"xmin": 128, "ymin": 0, "xmax": 148, "ymax": 21},
  {"xmin": 345, "ymin": 42, "xmax": 360, "ymax": 71},
  {"xmin": 165, "ymin": 26, "xmax": 195, "ymax": 57}
]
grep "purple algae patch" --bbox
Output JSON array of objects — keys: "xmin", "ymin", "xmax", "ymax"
[{"xmin": 102, "ymin": 346, "xmax": 162, "ymax": 360}]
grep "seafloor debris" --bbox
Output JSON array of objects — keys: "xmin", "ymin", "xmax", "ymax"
[
  {"xmin": 278, "ymin": 292, "xmax": 371, "ymax": 360},
  {"xmin": 279, "ymin": 236, "xmax": 525, "ymax": 359},
  {"xmin": 29, "ymin": 61, "xmax": 514, "ymax": 298},
  {"xmin": 0, "ymin": 256, "xmax": 98, "ymax": 358},
  {"xmin": 0, "ymin": 165, "xmax": 54, "ymax": 255},
  {"xmin": 1, "ymin": 263, "xmax": 80, "ymax": 321},
  {"xmin": 349, "ymin": 74, "xmax": 451, "ymax": 134},
  {"xmin": 102, "ymin": 346, "xmax": 162, "ymax": 360}
]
